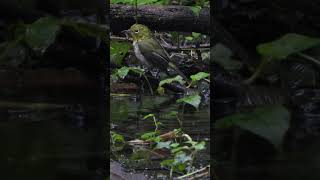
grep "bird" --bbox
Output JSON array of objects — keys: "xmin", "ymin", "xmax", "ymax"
[{"xmin": 124, "ymin": 24, "xmax": 189, "ymax": 81}]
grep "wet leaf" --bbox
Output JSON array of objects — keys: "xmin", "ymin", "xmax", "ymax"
[
  {"xmin": 141, "ymin": 131, "xmax": 157, "ymax": 140},
  {"xmin": 174, "ymin": 151, "xmax": 192, "ymax": 164},
  {"xmin": 177, "ymin": 94, "xmax": 201, "ymax": 109},
  {"xmin": 159, "ymin": 75, "xmax": 186, "ymax": 87},
  {"xmin": 190, "ymin": 72, "xmax": 210, "ymax": 82},
  {"xmin": 215, "ymin": 105, "xmax": 290, "ymax": 149},
  {"xmin": 116, "ymin": 67, "xmax": 130, "ymax": 79},
  {"xmin": 257, "ymin": 33, "xmax": 320, "ymax": 60},
  {"xmin": 156, "ymin": 141, "xmax": 172, "ymax": 149},
  {"xmin": 25, "ymin": 17, "xmax": 61, "ymax": 54},
  {"xmin": 194, "ymin": 141, "xmax": 206, "ymax": 150}
]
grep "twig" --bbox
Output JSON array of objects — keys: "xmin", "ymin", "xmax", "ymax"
[
  {"xmin": 110, "ymin": 36, "xmax": 210, "ymax": 50},
  {"xmin": 176, "ymin": 165, "xmax": 210, "ymax": 179}
]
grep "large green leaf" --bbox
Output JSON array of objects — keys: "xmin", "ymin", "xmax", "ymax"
[
  {"xmin": 110, "ymin": 41, "xmax": 131, "ymax": 66},
  {"xmin": 257, "ymin": 33, "xmax": 320, "ymax": 60},
  {"xmin": 177, "ymin": 94, "xmax": 201, "ymax": 109},
  {"xmin": 215, "ymin": 105, "xmax": 290, "ymax": 149},
  {"xmin": 25, "ymin": 17, "xmax": 61, "ymax": 54}
]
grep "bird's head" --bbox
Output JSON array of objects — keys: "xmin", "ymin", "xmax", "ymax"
[{"xmin": 128, "ymin": 24, "xmax": 153, "ymax": 41}]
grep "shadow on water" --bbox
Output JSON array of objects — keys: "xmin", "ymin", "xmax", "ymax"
[{"xmin": 110, "ymin": 94, "xmax": 210, "ymax": 179}]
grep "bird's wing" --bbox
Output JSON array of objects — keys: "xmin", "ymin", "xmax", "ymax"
[{"xmin": 137, "ymin": 38, "xmax": 170, "ymax": 70}]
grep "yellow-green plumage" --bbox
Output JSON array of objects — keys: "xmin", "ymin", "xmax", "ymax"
[{"xmin": 129, "ymin": 24, "xmax": 188, "ymax": 81}]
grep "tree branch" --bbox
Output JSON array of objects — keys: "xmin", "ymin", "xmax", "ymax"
[{"xmin": 110, "ymin": 5, "xmax": 210, "ymax": 34}]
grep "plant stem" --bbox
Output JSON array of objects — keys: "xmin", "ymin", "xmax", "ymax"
[
  {"xmin": 298, "ymin": 52, "xmax": 320, "ymax": 66},
  {"xmin": 243, "ymin": 57, "xmax": 270, "ymax": 84}
]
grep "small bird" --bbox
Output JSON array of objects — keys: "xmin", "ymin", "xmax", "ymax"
[{"xmin": 125, "ymin": 24, "xmax": 189, "ymax": 81}]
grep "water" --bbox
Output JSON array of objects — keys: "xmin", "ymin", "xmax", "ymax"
[
  {"xmin": 110, "ymin": 94, "xmax": 210, "ymax": 179},
  {"xmin": 0, "ymin": 96, "xmax": 103, "ymax": 180}
]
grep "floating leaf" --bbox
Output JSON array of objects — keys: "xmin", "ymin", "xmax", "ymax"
[
  {"xmin": 177, "ymin": 94, "xmax": 201, "ymax": 109},
  {"xmin": 257, "ymin": 33, "xmax": 320, "ymax": 60},
  {"xmin": 216, "ymin": 105, "xmax": 290, "ymax": 149},
  {"xmin": 25, "ymin": 17, "xmax": 61, "ymax": 54}
]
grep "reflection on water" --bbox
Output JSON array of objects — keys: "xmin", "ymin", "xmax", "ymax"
[{"xmin": 111, "ymin": 94, "xmax": 210, "ymax": 178}]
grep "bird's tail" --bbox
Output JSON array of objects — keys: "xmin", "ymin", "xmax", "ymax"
[{"xmin": 168, "ymin": 62, "xmax": 189, "ymax": 81}]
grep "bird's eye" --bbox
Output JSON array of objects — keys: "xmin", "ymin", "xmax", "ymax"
[{"xmin": 134, "ymin": 29, "xmax": 139, "ymax": 33}]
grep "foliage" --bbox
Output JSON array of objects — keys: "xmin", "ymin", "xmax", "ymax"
[
  {"xmin": 257, "ymin": 33, "xmax": 320, "ymax": 60},
  {"xmin": 157, "ymin": 75, "xmax": 186, "ymax": 94},
  {"xmin": 110, "ymin": 41, "xmax": 132, "ymax": 66},
  {"xmin": 189, "ymin": 72, "xmax": 210, "ymax": 86},
  {"xmin": 215, "ymin": 105, "xmax": 290, "ymax": 150},
  {"xmin": 0, "ymin": 16, "xmax": 109, "ymax": 67},
  {"xmin": 25, "ymin": 17, "xmax": 61, "ymax": 55},
  {"xmin": 177, "ymin": 94, "xmax": 201, "ymax": 109},
  {"xmin": 111, "ymin": 131, "xmax": 126, "ymax": 151},
  {"xmin": 246, "ymin": 33, "xmax": 320, "ymax": 84}
]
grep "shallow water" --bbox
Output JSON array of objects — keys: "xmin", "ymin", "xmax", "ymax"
[
  {"xmin": 110, "ymin": 94, "xmax": 210, "ymax": 179},
  {"xmin": 0, "ymin": 96, "xmax": 104, "ymax": 180}
]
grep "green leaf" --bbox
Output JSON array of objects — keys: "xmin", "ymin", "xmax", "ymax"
[
  {"xmin": 110, "ymin": 41, "xmax": 132, "ymax": 66},
  {"xmin": 189, "ymin": 6, "xmax": 202, "ymax": 16},
  {"xmin": 177, "ymin": 94, "xmax": 201, "ymax": 109},
  {"xmin": 215, "ymin": 105, "xmax": 290, "ymax": 149},
  {"xmin": 257, "ymin": 33, "xmax": 320, "ymax": 60},
  {"xmin": 160, "ymin": 159, "xmax": 174, "ymax": 167},
  {"xmin": 159, "ymin": 75, "xmax": 186, "ymax": 87},
  {"xmin": 156, "ymin": 141, "xmax": 172, "ymax": 149},
  {"xmin": 194, "ymin": 141, "xmax": 206, "ymax": 150},
  {"xmin": 185, "ymin": 36, "xmax": 193, "ymax": 41},
  {"xmin": 141, "ymin": 131, "xmax": 157, "ymax": 140},
  {"xmin": 190, "ymin": 72, "xmax": 210, "ymax": 82},
  {"xmin": 25, "ymin": 17, "xmax": 61, "ymax": 54},
  {"xmin": 192, "ymin": 32, "xmax": 201, "ymax": 39},
  {"xmin": 174, "ymin": 152, "xmax": 192, "ymax": 164},
  {"xmin": 111, "ymin": 131, "xmax": 125, "ymax": 144},
  {"xmin": 170, "ymin": 143, "xmax": 180, "ymax": 148},
  {"xmin": 116, "ymin": 67, "xmax": 130, "ymax": 79}
]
